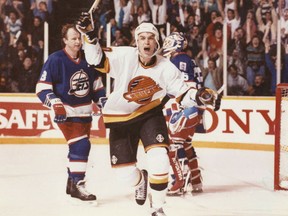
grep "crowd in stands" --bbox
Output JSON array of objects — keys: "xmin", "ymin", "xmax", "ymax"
[
  {"xmin": 0, "ymin": 0, "xmax": 55, "ymax": 93},
  {"xmin": 0, "ymin": 0, "xmax": 288, "ymax": 96}
]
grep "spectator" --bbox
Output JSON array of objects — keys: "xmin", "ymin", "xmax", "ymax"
[
  {"xmin": 190, "ymin": 0, "xmax": 202, "ymax": 26},
  {"xmin": 0, "ymin": 72, "xmax": 8, "ymax": 92},
  {"xmin": 31, "ymin": 1, "xmax": 50, "ymax": 22},
  {"xmin": 227, "ymin": 63, "xmax": 249, "ymax": 95},
  {"xmin": 4, "ymin": 10, "xmax": 23, "ymax": 46},
  {"xmin": 147, "ymin": 0, "xmax": 167, "ymax": 45},
  {"xmin": 113, "ymin": 0, "xmax": 133, "ymax": 40},
  {"xmin": 98, "ymin": 16, "xmax": 118, "ymax": 46},
  {"xmin": 111, "ymin": 28, "xmax": 129, "ymax": 46},
  {"xmin": 264, "ymin": 38, "xmax": 287, "ymax": 95},
  {"xmin": 256, "ymin": 1, "xmax": 277, "ymax": 43},
  {"xmin": 186, "ymin": 24, "xmax": 202, "ymax": 58},
  {"xmin": 245, "ymin": 35, "xmax": 265, "ymax": 87},
  {"xmin": 17, "ymin": 56, "xmax": 39, "ymax": 92},
  {"xmin": 242, "ymin": 9, "xmax": 257, "ymax": 41},
  {"xmin": 202, "ymin": 0, "xmax": 219, "ymax": 15},
  {"xmin": 228, "ymin": 48, "xmax": 246, "ymax": 77},
  {"xmin": 166, "ymin": 0, "xmax": 184, "ymax": 31},
  {"xmin": 184, "ymin": 14, "xmax": 196, "ymax": 33},
  {"xmin": 218, "ymin": 0, "xmax": 240, "ymax": 40},
  {"xmin": 206, "ymin": 24, "xmax": 223, "ymax": 62},
  {"xmin": 27, "ymin": 16, "xmax": 44, "ymax": 53},
  {"xmin": 131, "ymin": 0, "xmax": 150, "ymax": 26},
  {"xmin": 280, "ymin": 7, "xmax": 288, "ymax": 43},
  {"xmin": 0, "ymin": 0, "xmax": 14, "ymax": 19},
  {"xmin": 196, "ymin": 49, "xmax": 223, "ymax": 92},
  {"xmin": 248, "ymin": 74, "xmax": 271, "ymax": 96}
]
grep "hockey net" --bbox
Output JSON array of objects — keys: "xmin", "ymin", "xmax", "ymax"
[{"xmin": 274, "ymin": 83, "xmax": 288, "ymax": 190}]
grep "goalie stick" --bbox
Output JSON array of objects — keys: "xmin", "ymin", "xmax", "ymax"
[{"xmin": 216, "ymin": 84, "xmax": 225, "ymax": 94}]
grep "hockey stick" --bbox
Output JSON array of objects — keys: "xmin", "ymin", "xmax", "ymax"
[
  {"xmin": 68, "ymin": 112, "xmax": 102, "ymax": 117},
  {"xmin": 88, "ymin": 0, "xmax": 101, "ymax": 14},
  {"xmin": 88, "ymin": 0, "xmax": 101, "ymax": 30},
  {"xmin": 216, "ymin": 84, "xmax": 225, "ymax": 94}
]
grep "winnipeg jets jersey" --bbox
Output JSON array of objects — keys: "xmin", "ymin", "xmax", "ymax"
[
  {"xmin": 36, "ymin": 49, "xmax": 105, "ymax": 118},
  {"xmin": 86, "ymin": 45, "xmax": 195, "ymax": 125},
  {"xmin": 170, "ymin": 52, "xmax": 203, "ymax": 89}
]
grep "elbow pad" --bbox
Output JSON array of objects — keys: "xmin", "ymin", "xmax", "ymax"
[{"xmin": 84, "ymin": 42, "xmax": 104, "ymax": 66}]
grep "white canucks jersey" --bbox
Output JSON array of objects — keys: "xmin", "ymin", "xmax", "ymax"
[{"xmin": 85, "ymin": 45, "xmax": 196, "ymax": 125}]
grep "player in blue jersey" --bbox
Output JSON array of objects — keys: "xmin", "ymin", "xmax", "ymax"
[
  {"xmin": 162, "ymin": 32, "xmax": 213, "ymax": 195},
  {"xmin": 35, "ymin": 23, "xmax": 105, "ymax": 203}
]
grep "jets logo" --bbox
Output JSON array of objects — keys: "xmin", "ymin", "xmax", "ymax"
[
  {"xmin": 68, "ymin": 70, "xmax": 89, "ymax": 97},
  {"xmin": 123, "ymin": 76, "xmax": 162, "ymax": 105}
]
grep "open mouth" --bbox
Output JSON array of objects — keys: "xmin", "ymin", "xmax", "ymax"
[{"xmin": 144, "ymin": 47, "xmax": 150, "ymax": 52}]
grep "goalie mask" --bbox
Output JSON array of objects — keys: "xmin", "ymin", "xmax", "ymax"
[
  {"xmin": 135, "ymin": 22, "xmax": 160, "ymax": 57},
  {"xmin": 162, "ymin": 32, "xmax": 187, "ymax": 58}
]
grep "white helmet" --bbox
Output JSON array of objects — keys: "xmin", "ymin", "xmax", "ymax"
[
  {"xmin": 134, "ymin": 22, "xmax": 160, "ymax": 57},
  {"xmin": 162, "ymin": 32, "xmax": 187, "ymax": 58}
]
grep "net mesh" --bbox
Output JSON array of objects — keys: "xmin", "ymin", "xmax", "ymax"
[{"xmin": 279, "ymin": 88, "xmax": 288, "ymax": 189}]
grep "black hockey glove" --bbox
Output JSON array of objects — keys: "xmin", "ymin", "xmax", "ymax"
[{"xmin": 76, "ymin": 12, "xmax": 98, "ymax": 44}]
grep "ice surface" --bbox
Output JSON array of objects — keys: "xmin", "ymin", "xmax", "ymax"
[{"xmin": 0, "ymin": 144, "xmax": 288, "ymax": 216}]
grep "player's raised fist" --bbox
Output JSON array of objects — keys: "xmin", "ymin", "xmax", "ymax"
[
  {"xmin": 76, "ymin": 12, "xmax": 98, "ymax": 44},
  {"xmin": 76, "ymin": 12, "xmax": 93, "ymax": 33}
]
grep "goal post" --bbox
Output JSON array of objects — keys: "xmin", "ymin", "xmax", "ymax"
[{"xmin": 274, "ymin": 83, "xmax": 288, "ymax": 190}]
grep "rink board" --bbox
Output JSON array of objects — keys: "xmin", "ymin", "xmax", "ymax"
[{"xmin": 0, "ymin": 94, "xmax": 275, "ymax": 151}]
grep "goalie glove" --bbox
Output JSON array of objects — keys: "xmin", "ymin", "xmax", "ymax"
[
  {"xmin": 76, "ymin": 12, "xmax": 98, "ymax": 44},
  {"xmin": 169, "ymin": 106, "xmax": 199, "ymax": 134},
  {"xmin": 195, "ymin": 87, "xmax": 221, "ymax": 111}
]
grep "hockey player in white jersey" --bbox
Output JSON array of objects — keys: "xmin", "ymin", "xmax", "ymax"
[{"xmin": 76, "ymin": 12, "xmax": 221, "ymax": 216}]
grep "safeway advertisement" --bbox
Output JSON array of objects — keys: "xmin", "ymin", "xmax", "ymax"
[
  {"xmin": 0, "ymin": 94, "xmax": 105, "ymax": 138},
  {"xmin": 0, "ymin": 94, "xmax": 276, "ymax": 147}
]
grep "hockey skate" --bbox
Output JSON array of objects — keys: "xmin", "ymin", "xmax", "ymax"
[
  {"xmin": 167, "ymin": 179, "xmax": 184, "ymax": 196},
  {"xmin": 70, "ymin": 180, "xmax": 97, "ymax": 202},
  {"xmin": 149, "ymin": 194, "xmax": 167, "ymax": 216},
  {"xmin": 135, "ymin": 169, "xmax": 148, "ymax": 205},
  {"xmin": 66, "ymin": 177, "xmax": 72, "ymax": 194},
  {"xmin": 190, "ymin": 169, "xmax": 203, "ymax": 194},
  {"xmin": 151, "ymin": 207, "xmax": 166, "ymax": 216}
]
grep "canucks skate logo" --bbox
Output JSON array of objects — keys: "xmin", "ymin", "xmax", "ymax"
[
  {"xmin": 123, "ymin": 76, "xmax": 162, "ymax": 105},
  {"xmin": 68, "ymin": 70, "xmax": 90, "ymax": 97},
  {"xmin": 111, "ymin": 155, "xmax": 118, "ymax": 164},
  {"xmin": 156, "ymin": 134, "xmax": 164, "ymax": 143}
]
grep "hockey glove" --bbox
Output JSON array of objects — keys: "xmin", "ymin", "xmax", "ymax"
[
  {"xmin": 169, "ymin": 106, "xmax": 199, "ymax": 134},
  {"xmin": 196, "ymin": 87, "xmax": 220, "ymax": 111},
  {"xmin": 51, "ymin": 98, "xmax": 67, "ymax": 123},
  {"xmin": 76, "ymin": 12, "xmax": 98, "ymax": 44},
  {"xmin": 96, "ymin": 97, "xmax": 108, "ymax": 110}
]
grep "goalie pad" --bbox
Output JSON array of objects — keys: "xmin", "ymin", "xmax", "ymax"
[
  {"xmin": 168, "ymin": 144, "xmax": 184, "ymax": 194},
  {"xmin": 168, "ymin": 106, "xmax": 199, "ymax": 135}
]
